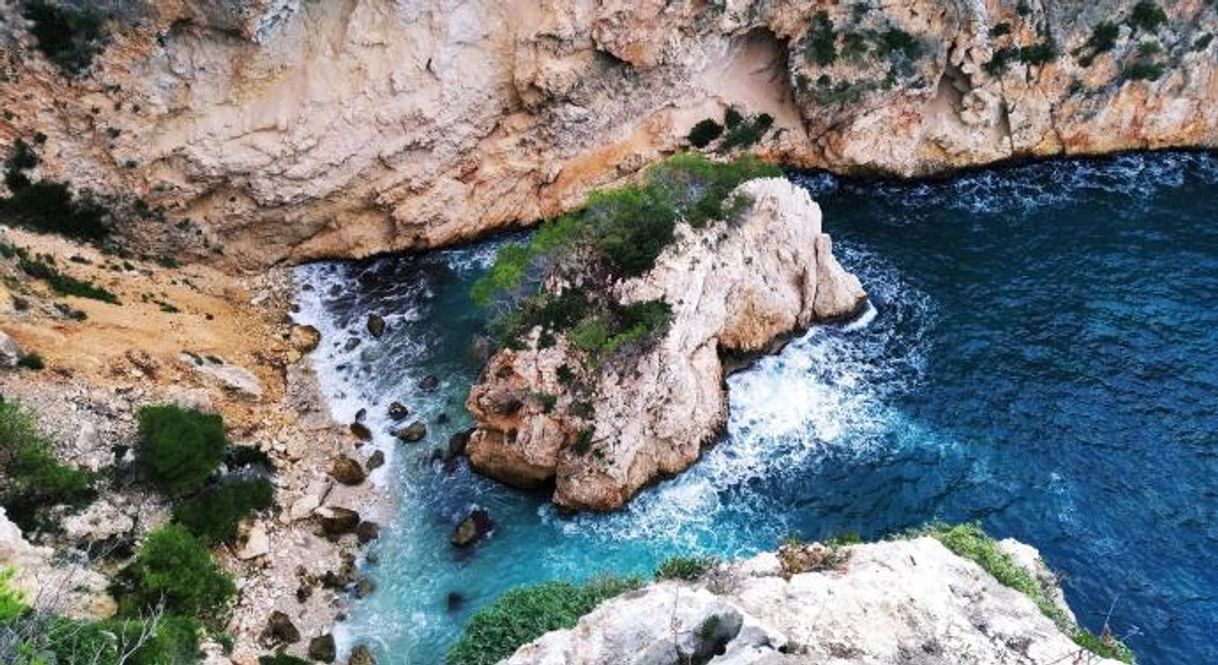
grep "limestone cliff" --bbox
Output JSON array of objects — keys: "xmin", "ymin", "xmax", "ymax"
[
  {"xmin": 1, "ymin": 0, "xmax": 1216, "ymax": 268},
  {"xmin": 465, "ymin": 178, "xmax": 866, "ymax": 510},
  {"xmin": 500, "ymin": 536, "xmax": 1128, "ymax": 665}
]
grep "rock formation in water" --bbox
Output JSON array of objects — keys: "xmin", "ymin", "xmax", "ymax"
[
  {"xmin": 1, "ymin": 1, "xmax": 1217, "ymax": 267},
  {"xmin": 466, "ymin": 178, "xmax": 866, "ymax": 510},
  {"xmin": 500, "ymin": 536, "xmax": 1128, "ymax": 665}
]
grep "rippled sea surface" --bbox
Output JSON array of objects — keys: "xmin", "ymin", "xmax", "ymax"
[{"xmin": 294, "ymin": 152, "xmax": 1218, "ymax": 665}]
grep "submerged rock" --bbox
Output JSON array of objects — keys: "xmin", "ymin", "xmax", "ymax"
[
  {"xmin": 387, "ymin": 401, "xmax": 410, "ymax": 421},
  {"xmin": 366, "ymin": 313, "xmax": 386, "ymax": 338},
  {"xmin": 355, "ymin": 521, "xmax": 381, "ymax": 544},
  {"xmin": 450, "ymin": 507, "xmax": 494, "ymax": 547},
  {"xmin": 499, "ymin": 537, "xmax": 1127, "ymax": 665},
  {"xmin": 348, "ymin": 644, "xmax": 376, "ymax": 665},
  {"xmin": 419, "ymin": 374, "xmax": 440, "ymax": 392},
  {"xmin": 395, "ymin": 421, "xmax": 427, "ymax": 443},
  {"xmin": 467, "ymin": 179, "xmax": 866, "ymax": 509}
]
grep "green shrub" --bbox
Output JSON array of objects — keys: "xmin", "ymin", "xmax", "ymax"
[
  {"xmin": 0, "ymin": 400, "xmax": 91, "ymax": 531},
  {"xmin": 19, "ymin": 256, "xmax": 120, "ymax": 303},
  {"xmin": 0, "ymin": 566, "xmax": 26, "ymax": 624},
  {"xmin": 21, "ymin": 0, "xmax": 109, "ymax": 76},
  {"xmin": 1137, "ymin": 40, "xmax": 1161, "ymax": 55},
  {"xmin": 446, "ymin": 577, "xmax": 642, "ymax": 665},
  {"xmin": 136, "ymin": 405, "xmax": 227, "ymax": 495},
  {"xmin": 804, "ymin": 11, "xmax": 837, "ymax": 65},
  {"xmin": 655, "ymin": 555, "xmax": 718, "ymax": 581},
  {"xmin": 687, "ymin": 119, "xmax": 724, "ymax": 148},
  {"xmin": 1124, "ymin": 59, "xmax": 1165, "ymax": 80},
  {"xmin": 875, "ymin": 28, "xmax": 921, "ymax": 59},
  {"xmin": 118, "ymin": 524, "xmax": 235, "ymax": 621},
  {"xmin": 922, "ymin": 523, "xmax": 1134, "ymax": 663},
  {"xmin": 1079, "ymin": 21, "xmax": 1121, "ymax": 66},
  {"xmin": 989, "ymin": 22, "xmax": 1012, "ymax": 37},
  {"xmin": 15, "ymin": 353, "xmax": 44, "ymax": 370},
  {"xmin": 19, "ymin": 613, "xmax": 201, "ymax": 665},
  {"xmin": 173, "ymin": 477, "xmax": 275, "ymax": 544},
  {"xmin": 2, "ymin": 139, "xmax": 111, "ymax": 242},
  {"xmin": 1128, "ymin": 1, "xmax": 1167, "ymax": 32},
  {"xmin": 718, "ymin": 113, "xmax": 774, "ymax": 153},
  {"xmin": 473, "ymin": 154, "xmax": 778, "ymax": 351}
]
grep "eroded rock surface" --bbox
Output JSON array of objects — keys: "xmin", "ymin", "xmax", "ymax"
[
  {"xmin": 2, "ymin": 1, "xmax": 1216, "ymax": 267},
  {"xmin": 466, "ymin": 178, "xmax": 865, "ymax": 509},
  {"xmin": 502, "ymin": 537, "xmax": 1125, "ymax": 665}
]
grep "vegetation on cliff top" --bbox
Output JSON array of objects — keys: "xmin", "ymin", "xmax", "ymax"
[
  {"xmin": 446, "ymin": 576, "xmax": 642, "ymax": 665},
  {"xmin": 3, "ymin": 139, "xmax": 113, "ymax": 243},
  {"xmin": 922, "ymin": 522, "xmax": 1135, "ymax": 663},
  {"xmin": 472, "ymin": 153, "xmax": 779, "ymax": 356}
]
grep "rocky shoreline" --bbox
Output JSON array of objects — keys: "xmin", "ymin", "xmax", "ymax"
[
  {"xmin": 0, "ymin": 225, "xmax": 388, "ymax": 664},
  {"xmin": 493, "ymin": 530, "xmax": 1133, "ymax": 665}
]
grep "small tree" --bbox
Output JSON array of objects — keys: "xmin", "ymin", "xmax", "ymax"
[
  {"xmin": 135, "ymin": 405, "xmax": 226, "ymax": 495},
  {"xmin": 118, "ymin": 524, "xmax": 234, "ymax": 621},
  {"xmin": 173, "ymin": 477, "xmax": 274, "ymax": 544}
]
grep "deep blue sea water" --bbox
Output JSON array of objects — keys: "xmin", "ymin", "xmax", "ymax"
[{"xmin": 294, "ymin": 151, "xmax": 1218, "ymax": 665}]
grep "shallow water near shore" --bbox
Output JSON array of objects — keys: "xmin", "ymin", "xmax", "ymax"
[{"xmin": 294, "ymin": 151, "xmax": 1218, "ymax": 665}]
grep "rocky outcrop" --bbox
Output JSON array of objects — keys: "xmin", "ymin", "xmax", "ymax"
[
  {"xmin": 2, "ymin": 1, "xmax": 1217, "ymax": 268},
  {"xmin": 466, "ymin": 178, "xmax": 865, "ymax": 510},
  {"xmin": 0, "ymin": 507, "xmax": 114, "ymax": 619},
  {"xmin": 501, "ymin": 537, "xmax": 1124, "ymax": 665}
]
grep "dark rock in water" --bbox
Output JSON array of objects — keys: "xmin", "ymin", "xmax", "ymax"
[
  {"xmin": 349, "ymin": 645, "xmax": 376, "ymax": 665},
  {"xmin": 349, "ymin": 422, "xmax": 372, "ymax": 441},
  {"xmin": 387, "ymin": 401, "xmax": 409, "ymax": 420},
  {"xmin": 309, "ymin": 634, "xmax": 337, "ymax": 663},
  {"xmin": 447, "ymin": 429, "xmax": 472, "ymax": 459},
  {"xmin": 329, "ymin": 455, "xmax": 367, "ymax": 485},
  {"xmin": 321, "ymin": 570, "xmax": 350, "ymax": 590},
  {"xmin": 367, "ymin": 313, "xmax": 386, "ymax": 338},
  {"xmin": 319, "ymin": 507, "xmax": 361, "ymax": 537},
  {"xmin": 329, "ymin": 284, "xmax": 341, "ymax": 297},
  {"xmin": 354, "ymin": 407, "xmax": 367, "ymax": 421},
  {"xmin": 356, "ymin": 520, "xmax": 381, "ymax": 544},
  {"xmin": 436, "ymin": 412, "xmax": 450, "ymax": 425},
  {"xmin": 295, "ymin": 583, "xmax": 312, "ymax": 603},
  {"xmin": 446, "ymin": 591, "xmax": 464, "ymax": 612},
  {"xmin": 395, "ymin": 421, "xmax": 427, "ymax": 443},
  {"xmin": 345, "ymin": 337, "xmax": 361, "ymax": 351},
  {"xmin": 301, "ymin": 283, "xmax": 315, "ymax": 292},
  {"xmin": 365, "ymin": 450, "xmax": 385, "ymax": 471},
  {"xmin": 420, "ymin": 374, "xmax": 440, "ymax": 391},
  {"xmin": 263, "ymin": 610, "xmax": 301, "ymax": 645},
  {"xmin": 356, "ymin": 577, "xmax": 377, "ymax": 598},
  {"xmin": 451, "ymin": 507, "xmax": 494, "ymax": 547}
]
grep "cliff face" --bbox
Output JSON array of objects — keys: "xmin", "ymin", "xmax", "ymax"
[
  {"xmin": 2, "ymin": 0, "xmax": 1217, "ymax": 267},
  {"xmin": 500, "ymin": 537, "xmax": 1127, "ymax": 665},
  {"xmin": 465, "ymin": 178, "xmax": 866, "ymax": 510}
]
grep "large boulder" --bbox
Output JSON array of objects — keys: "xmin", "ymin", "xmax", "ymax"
[
  {"xmin": 328, "ymin": 455, "xmax": 367, "ymax": 485},
  {"xmin": 466, "ymin": 179, "xmax": 865, "ymax": 509},
  {"xmin": 0, "ymin": 331, "xmax": 25, "ymax": 368}
]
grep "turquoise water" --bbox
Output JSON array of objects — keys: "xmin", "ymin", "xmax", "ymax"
[{"xmin": 294, "ymin": 151, "xmax": 1218, "ymax": 665}]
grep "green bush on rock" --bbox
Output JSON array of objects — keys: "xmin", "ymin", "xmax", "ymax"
[
  {"xmin": 21, "ymin": 0, "xmax": 109, "ymax": 77},
  {"xmin": 655, "ymin": 555, "xmax": 719, "ymax": 581},
  {"xmin": 136, "ymin": 404, "xmax": 227, "ymax": 495},
  {"xmin": 116, "ymin": 524, "xmax": 235, "ymax": 621},
  {"xmin": 172, "ymin": 477, "xmax": 275, "ymax": 544},
  {"xmin": 446, "ymin": 577, "xmax": 642, "ymax": 665},
  {"xmin": 471, "ymin": 153, "xmax": 779, "ymax": 357},
  {"xmin": 921, "ymin": 522, "xmax": 1134, "ymax": 663},
  {"xmin": 0, "ymin": 399, "xmax": 92, "ymax": 531}
]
